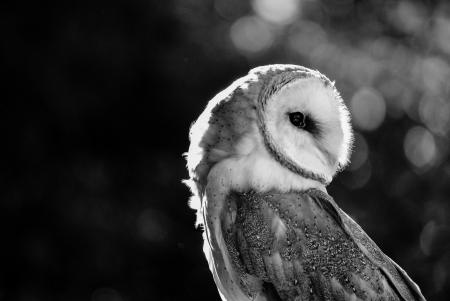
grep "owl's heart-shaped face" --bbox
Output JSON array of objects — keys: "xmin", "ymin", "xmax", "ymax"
[{"xmin": 260, "ymin": 76, "xmax": 352, "ymax": 184}]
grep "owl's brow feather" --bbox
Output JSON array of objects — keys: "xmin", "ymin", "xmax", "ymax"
[{"xmin": 257, "ymin": 70, "xmax": 332, "ymax": 109}]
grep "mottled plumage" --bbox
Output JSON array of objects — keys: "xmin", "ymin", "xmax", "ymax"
[
  {"xmin": 184, "ymin": 65, "xmax": 425, "ymax": 300},
  {"xmin": 223, "ymin": 189, "xmax": 424, "ymax": 300}
]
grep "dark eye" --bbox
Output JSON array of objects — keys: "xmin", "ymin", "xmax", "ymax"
[{"xmin": 289, "ymin": 112, "xmax": 306, "ymax": 128}]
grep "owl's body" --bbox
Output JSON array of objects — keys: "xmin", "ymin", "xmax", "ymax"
[{"xmin": 185, "ymin": 65, "xmax": 425, "ymax": 300}]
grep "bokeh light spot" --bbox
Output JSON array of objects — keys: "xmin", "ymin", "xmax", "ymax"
[
  {"xmin": 379, "ymin": 77, "xmax": 405, "ymax": 119},
  {"xmin": 403, "ymin": 126, "xmax": 437, "ymax": 169},
  {"xmin": 288, "ymin": 21, "xmax": 327, "ymax": 57},
  {"xmin": 346, "ymin": 51, "xmax": 381, "ymax": 86},
  {"xmin": 367, "ymin": 37, "xmax": 394, "ymax": 59},
  {"xmin": 251, "ymin": 0, "xmax": 300, "ymax": 25},
  {"xmin": 348, "ymin": 132, "xmax": 369, "ymax": 171},
  {"xmin": 393, "ymin": 1, "xmax": 425, "ymax": 34},
  {"xmin": 420, "ymin": 220, "xmax": 436, "ymax": 256},
  {"xmin": 230, "ymin": 16, "xmax": 274, "ymax": 54},
  {"xmin": 419, "ymin": 96, "xmax": 450, "ymax": 136},
  {"xmin": 433, "ymin": 16, "xmax": 450, "ymax": 55},
  {"xmin": 418, "ymin": 56, "xmax": 450, "ymax": 94},
  {"xmin": 350, "ymin": 87, "xmax": 386, "ymax": 131}
]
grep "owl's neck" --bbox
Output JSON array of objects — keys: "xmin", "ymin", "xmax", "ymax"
[{"xmin": 207, "ymin": 136, "xmax": 327, "ymax": 195}]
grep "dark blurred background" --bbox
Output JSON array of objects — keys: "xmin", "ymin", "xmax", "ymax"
[{"xmin": 1, "ymin": 0, "xmax": 450, "ymax": 300}]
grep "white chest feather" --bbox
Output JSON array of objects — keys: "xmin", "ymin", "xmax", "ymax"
[{"xmin": 206, "ymin": 131, "xmax": 326, "ymax": 197}]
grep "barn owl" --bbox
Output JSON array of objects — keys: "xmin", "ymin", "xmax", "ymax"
[{"xmin": 184, "ymin": 65, "xmax": 425, "ymax": 300}]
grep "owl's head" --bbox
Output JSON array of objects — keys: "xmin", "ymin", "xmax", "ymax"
[
  {"xmin": 256, "ymin": 67, "xmax": 353, "ymax": 184},
  {"xmin": 186, "ymin": 65, "xmax": 353, "ymax": 197}
]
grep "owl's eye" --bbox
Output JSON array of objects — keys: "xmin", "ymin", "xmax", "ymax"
[{"xmin": 288, "ymin": 112, "xmax": 306, "ymax": 128}]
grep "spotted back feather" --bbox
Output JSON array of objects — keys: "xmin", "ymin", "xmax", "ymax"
[{"xmin": 220, "ymin": 189, "xmax": 426, "ymax": 301}]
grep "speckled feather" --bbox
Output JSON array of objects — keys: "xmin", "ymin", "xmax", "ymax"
[{"xmin": 221, "ymin": 189, "xmax": 426, "ymax": 301}]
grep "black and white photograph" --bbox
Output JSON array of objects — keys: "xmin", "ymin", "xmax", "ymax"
[{"xmin": 2, "ymin": 0, "xmax": 450, "ymax": 300}]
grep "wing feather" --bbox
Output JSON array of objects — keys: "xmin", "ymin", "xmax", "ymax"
[
  {"xmin": 221, "ymin": 190, "xmax": 426, "ymax": 301},
  {"xmin": 308, "ymin": 189, "xmax": 426, "ymax": 301}
]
